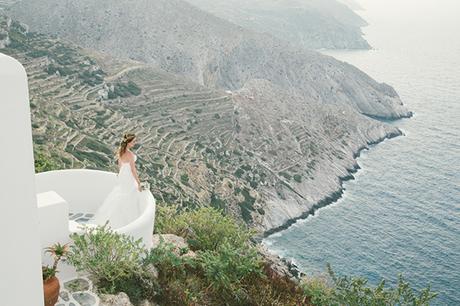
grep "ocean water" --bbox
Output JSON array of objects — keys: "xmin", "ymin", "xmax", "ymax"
[{"xmin": 262, "ymin": 1, "xmax": 460, "ymax": 305}]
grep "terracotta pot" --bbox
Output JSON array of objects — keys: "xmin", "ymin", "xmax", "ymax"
[{"xmin": 43, "ymin": 276, "xmax": 60, "ymax": 306}]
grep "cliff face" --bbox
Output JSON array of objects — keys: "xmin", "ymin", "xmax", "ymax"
[
  {"xmin": 8, "ymin": 0, "xmax": 411, "ymax": 120},
  {"xmin": 231, "ymin": 79, "xmax": 402, "ymax": 233},
  {"xmin": 1, "ymin": 0, "xmax": 410, "ymax": 236},
  {"xmin": 337, "ymin": 0, "xmax": 364, "ymax": 11},
  {"xmin": 184, "ymin": 0, "xmax": 370, "ymax": 50}
]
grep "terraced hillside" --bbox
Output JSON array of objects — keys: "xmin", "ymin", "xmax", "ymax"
[
  {"xmin": 1, "ymin": 16, "xmax": 404, "ymax": 236},
  {"xmin": 0, "ymin": 17, "xmax": 236, "ymax": 207}
]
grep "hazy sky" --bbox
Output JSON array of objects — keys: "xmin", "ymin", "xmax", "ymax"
[
  {"xmin": 351, "ymin": 0, "xmax": 460, "ymax": 59},
  {"xmin": 357, "ymin": 0, "xmax": 460, "ymax": 23}
]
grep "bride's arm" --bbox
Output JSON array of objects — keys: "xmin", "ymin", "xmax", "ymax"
[{"xmin": 129, "ymin": 155, "xmax": 141, "ymax": 187}]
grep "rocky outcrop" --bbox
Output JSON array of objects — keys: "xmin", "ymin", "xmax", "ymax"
[
  {"xmin": 256, "ymin": 243, "xmax": 305, "ymax": 282},
  {"xmin": 99, "ymin": 293, "xmax": 132, "ymax": 306},
  {"xmin": 232, "ymin": 79, "xmax": 406, "ymax": 234},
  {"xmin": 99, "ymin": 292, "xmax": 157, "ymax": 306},
  {"xmin": 152, "ymin": 234, "xmax": 197, "ymax": 258}
]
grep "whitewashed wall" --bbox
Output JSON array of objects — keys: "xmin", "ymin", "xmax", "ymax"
[
  {"xmin": 36, "ymin": 191, "xmax": 78, "ymax": 281},
  {"xmin": 0, "ymin": 53, "xmax": 44, "ymax": 305}
]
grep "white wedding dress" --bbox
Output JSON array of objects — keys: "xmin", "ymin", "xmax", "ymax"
[{"xmin": 92, "ymin": 153, "xmax": 141, "ymax": 229}]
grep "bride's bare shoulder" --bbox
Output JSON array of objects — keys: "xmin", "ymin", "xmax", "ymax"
[
  {"xmin": 127, "ymin": 150, "xmax": 135, "ymax": 158},
  {"xmin": 118, "ymin": 151, "xmax": 134, "ymax": 163}
]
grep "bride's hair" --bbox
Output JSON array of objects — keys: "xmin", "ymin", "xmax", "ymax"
[{"xmin": 116, "ymin": 132, "xmax": 136, "ymax": 159}]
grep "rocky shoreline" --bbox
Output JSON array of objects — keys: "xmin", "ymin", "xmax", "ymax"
[
  {"xmin": 257, "ymin": 125, "xmax": 406, "ymax": 241},
  {"xmin": 252, "ymin": 124, "xmax": 409, "ymax": 281}
]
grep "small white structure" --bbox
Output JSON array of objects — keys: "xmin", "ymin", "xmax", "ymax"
[
  {"xmin": 36, "ymin": 169, "xmax": 156, "ymax": 280},
  {"xmin": 0, "ymin": 53, "xmax": 45, "ymax": 305}
]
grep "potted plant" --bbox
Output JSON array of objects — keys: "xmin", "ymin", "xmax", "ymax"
[{"xmin": 42, "ymin": 242, "xmax": 69, "ymax": 306}]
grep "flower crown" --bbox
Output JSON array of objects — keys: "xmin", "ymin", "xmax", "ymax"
[{"xmin": 122, "ymin": 133, "xmax": 135, "ymax": 143}]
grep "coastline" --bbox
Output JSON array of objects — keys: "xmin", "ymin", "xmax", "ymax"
[
  {"xmin": 256, "ymin": 125, "xmax": 406, "ymax": 242},
  {"xmin": 252, "ymin": 124, "xmax": 408, "ymax": 280}
]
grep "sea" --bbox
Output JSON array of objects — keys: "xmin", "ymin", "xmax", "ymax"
[{"xmin": 262, "ymin": 1, "xmax": 460, "ymax": 304}]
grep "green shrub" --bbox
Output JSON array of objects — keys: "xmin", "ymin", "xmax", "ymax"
[
  {"xmin": 78, "ymin": 69, "xmax": 104, "ymax": 86},
  {"xmin": 154, "ymin": 203, "xmax": 187, "ymax": 235},
  {"xmin": 34, "ymin": 150, "xmax": 60, "ymax": 172},
  {"xmin": 64, "ymin": 203, "xmax": 436, "ymax": 306},
  {"xmin": 238, "ymin": 188, "xmax": 256, "ymax": 224},
  {"xmin": 175, "ymin": 206, "xmax": 255, "ymax": 251},
  {"xmin": 67, "ymin": 222, "xmax": 145, "ymax": 291},
  {"xmin": 46, "ymin": 64, "xmax": 74, "ymax": 76},
  {"xmin": 210, "ymin": 192, "xmax": 226, "ymax": 212},
  {"xmin": 126, "ymin": 81, "xmax": 141, "ymax": 95},
  {"xmin": 143, "ymin": 237, "xmax": 195, "ymax": 277},
  {"xmin": 329, "ymin": 264, "xmax": 437, "ymax": 306},
  {"xmin": 108, "ymin": 271, "xmax": 158, "ymax": 305},
  {"xmin": 67, "ymin": 222, "xmax": 160, "ymax": 303},
  {"xmin": 279, "ymin": 171, "xmax": 291, "ymax": 180},
  {"xmin": 300, "ymin": 275, "xmax": 335, "ymax": 306},
  {"xmin": 142, "ymin": 237, "xmax": 203, "ymax": 304},
  {"xmin": 155, "ymin": 204, "xmax": 254, "ymax": 252},
  {"xmin": 197, "ymin": 241, "xmax": 264, "ymax": 301},
  {"xmin": 27, "ymin": 49, "xmax": 49, "ymax": 58},
  {"xmin": 108, "ymin": 81, "xmax": 142, "ymax": 99},
  {"xmin": 293, "ymin": 174, "xmax": 302, "ymax": 183},
  {"xmin": 234, "ymin": 168, "xmax": 244, "ymax": 178},
  {"xmin": 300, "ymin": 264, "xmax": 438, "ymax": 306},
  {"xmin": 180, "ymin": 173, "xmax": 189, "ymax": 185}
]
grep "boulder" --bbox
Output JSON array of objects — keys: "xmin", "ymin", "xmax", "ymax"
[
  {"xmin": 99, "ymin": 292, "xmax": 133, "ymax": 306},
  {"xmin": 256, "ymin": 243, "xmax": 305, "ymax": 282},
  {"xmin": 152, "ymin": 233, "xmax": 196, "ymax": 258},
  {"xmin": 99, "ymin": 292, "xmax": 159, "ymax": 306}
]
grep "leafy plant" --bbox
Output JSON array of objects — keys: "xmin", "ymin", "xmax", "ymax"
[
  {"xmin": 62, "ymin": 205, "xmax": 437, "ymax": 306},
  {"xmin": 299, "ymin": 264, "xmax": 438, "ymax": 306},
  {"xmin": 109, "ymin": 270, "xmax": 158, "ymax": 305},
  {"xmin": 154, "ymin": 204, "xmax": 255, "ymax": 252},
  {"xmin": 34, "ymin": 150, "xmax": 60, "ymax": 173},
  {"xmin": 143, "ymin": 236, "xmax": 195, "ymax": 278},
  {"xmin": 42, "ymin": 266, "xmax": 57, "ymax": 281},
  {"xmin": 141, "ymin": 237, "xmax": 203, "ymax": 304},
  {"xmin": 66, "ymin": 222, "xmax": 145, "ymax": 291},
  {"xmin": 197, "ymin": 241, "xmax": 264, "ymax": 301},
  {"xmin": 300, "ymin": 274, "xmax": 335, "ymax": 306},
  {"xmin": 66, "ymin": 222, "xmax": 160, "ymax": 303},
  {"xmin": 174, "ymin": 206, "xmax": 254, "ymax": 251},
  {"xmin": 107, "ymin": 81, "xmax": 141, "ymax": 99},
  {"xmin": 154, "ymin": 203, "xmax": 187, "ymax": 235},
  {"xmin": 42, "ymin": 242, "xmax": 69, "ymax": 281}
]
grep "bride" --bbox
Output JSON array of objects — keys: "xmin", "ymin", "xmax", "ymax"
[{"xmin": 93, "ymin": 132, "xmax": 143, "ymax": 228}]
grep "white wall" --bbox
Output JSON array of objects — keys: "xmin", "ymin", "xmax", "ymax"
[
  {"xmin": 36, "ymin": 169, "xmax": 157, "ymax": 251},
  {"xmin": 37, "ymin": 191, "xmax": 78, "ymax": 281},
  {"xmin": 35, "ymin": 169, "xmax": 118, "ymax": 213},
  {"xmin": 0, "ymin": 53, "xmax": 44, "ymax": 306}
]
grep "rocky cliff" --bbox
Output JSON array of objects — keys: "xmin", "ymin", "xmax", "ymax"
[{"xmin": 184, "ymin": 0, "xmax": 370, "ymax": 50}]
